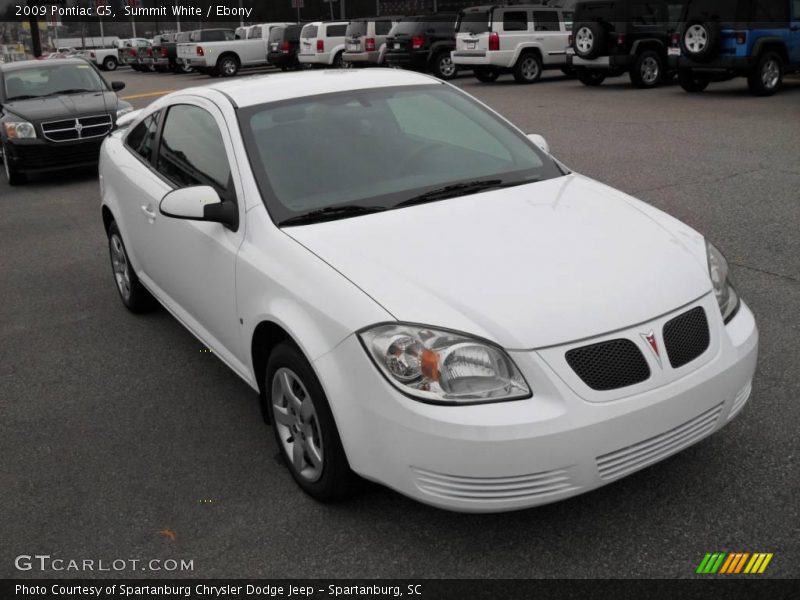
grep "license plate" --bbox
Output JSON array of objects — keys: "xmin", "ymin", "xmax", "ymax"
[
  {"xmin": 394, "ymin": 43, "xmax": 401, "ymax": 50},
  {"xmin": 465, "ymin": 41, "xmax": 476, "ymax": 49},
  {"xmin": 347, "ymin": 43, "xmax": 359, "ymax": 51},
  {"xmin": 668, "ymin": 47, "xmax": 681, "ymax": 57}
]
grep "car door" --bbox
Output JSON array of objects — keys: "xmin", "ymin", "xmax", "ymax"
[
  {"xmin": 791, "ymin": 0, "xmax": 800, "ymax": 64},
  {"xmin": 533, "ymin": 9, "xmax": 567, "ymax": 65},
  {"xmin": 500, "ymin": 9, "xmax": 530, "ymax": 64},
  {"xmin": 143, "ymin": 98, "xmax": 246, "ymax": 366}
]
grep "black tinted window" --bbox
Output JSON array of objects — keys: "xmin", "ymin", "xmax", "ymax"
[
  {"xmin": 458, "ymin": 11, "xmax": 490, "ymax": 34},
  {"xmin": 376, "ymin": 20, "xmax": 393, "ymax": 35},
  {"xmin": 534, "ymin": 11, "xmax": 560, "ymax": 31},
  {"xmin": 631, "ymin": 3, "xmax": 661, "ymax": 25},
  {"xmin": 203, "ymin": 30, "xmax": 235, "ymax": 42},
  {"xmin": 157, "ymin": 105, "xmax": 230, "ymax": 195},
  {"xmin": 504, "ymin": 11, "xmax": 529, "ymax": 31},
  {"xmin": 126, "ymin": 112, "xmax": 160, "ymax": 163},
  {"xmin": 327, "ymin": 24, "xmax": 347, "ymax": 37}
]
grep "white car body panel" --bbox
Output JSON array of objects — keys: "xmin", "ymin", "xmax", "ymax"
[
  {"xmin": 99, "ymin": 69, "xmax": 759, "ymax": 512},
  {"xmin": 178, "ymin": 23, "xmax": 293, "ymax": 69}
]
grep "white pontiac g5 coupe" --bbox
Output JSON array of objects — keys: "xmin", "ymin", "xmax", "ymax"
[{"xmin": 99, "ymin": 69, "xmax": 757, "ymax": 512}]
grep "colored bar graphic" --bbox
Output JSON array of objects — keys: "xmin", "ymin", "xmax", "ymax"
[{"xmin": 700, "ymin": 552, "xmax": 773, "ymax": 575}]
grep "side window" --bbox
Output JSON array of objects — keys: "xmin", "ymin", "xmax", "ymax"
[
  {"xmin": 249, "ymin": 27, "xmax": 262, "ymax": 39},
  {"xmin": 125, "ymin": 111, "xmax": 160, "ymax": 163},
  {"xmin": 631, "ymin": 3, "xmax": 660, "ymax": 26},
  {"xmin": 156, "ymin": 105, "xmax": 231, "ymax": 196},
  {"xmin": 326, "ymin": 24, "xmax": 347, "ymax": 37},
  {"xmin": 376, "ymin": 20, "xmax": 392, "ymax": 35},
  {"xmin": 534, "ymin": 11, "xmax": 560, "ymax": 31},
  {"xmin": 503, "ymin": 11, "xmax": 528, "ymax": 32}
]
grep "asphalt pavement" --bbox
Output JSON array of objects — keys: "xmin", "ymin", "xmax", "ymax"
[{"xmin": 1, "ymin": 66, "xmax": 798, "ymax": 579}]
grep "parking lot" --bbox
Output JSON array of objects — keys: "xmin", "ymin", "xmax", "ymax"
[{"xmin": 1, "ymin": 66, "xmax": 798, "ymax": 579}]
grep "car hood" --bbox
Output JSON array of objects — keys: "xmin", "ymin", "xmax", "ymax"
[
  {"xmin": 2, "ymin": 91, "xmax": 118, "ymax": 122},
  {"xmin": 285, "ymin": 174, "xmax": 713, "ymax": 349}
]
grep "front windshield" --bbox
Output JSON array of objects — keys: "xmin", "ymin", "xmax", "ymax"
[
  {"xmin": 3, "ymin": 63, "xmax": 106, "ymax": 100},
  {"xmin": 239, "ymin": 84, "xmax": 563, "ymax": 225}
]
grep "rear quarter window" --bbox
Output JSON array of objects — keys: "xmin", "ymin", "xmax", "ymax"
[{"xmin": 326, "ymin": 24, "xmax": 347, "ymax": 37}]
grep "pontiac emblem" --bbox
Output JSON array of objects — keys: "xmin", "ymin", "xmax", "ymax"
[{"xmin": 641, "ymin": 330, "xmax": 662, "ymax": 367}]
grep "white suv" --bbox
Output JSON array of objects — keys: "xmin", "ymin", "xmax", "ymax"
[
  {"xmin": 298, "ymin": 21, "xmax": 349, "ymax": 68},
  {"xmin": 453, "ymin": 4, "xmax": 574, "ymax": 83}
]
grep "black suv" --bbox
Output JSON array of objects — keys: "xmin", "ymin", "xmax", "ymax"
[
  {"xmin": 384, "ymin": 14, "xmax": 460, "ymax": 80},
  {"xmin": 673, "ymin": 0, "xmax": 800, "ymax": 96},
  {"xmin": 267, "ymin": 25, "xmax": 303, "ymax": 71},
  {"xmin": 568, "ymin": 0, "xmax": 687, "ymax": 88}
]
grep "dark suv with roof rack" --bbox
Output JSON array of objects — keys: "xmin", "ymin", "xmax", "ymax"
[
  {"xmin": 672, "ymin": 0, "xmax": 800, "ymax": 95},
  {"xmin": 384, "ymin": 14, "xmax": 461, "ymax": 80},
  {"xmin": 568, "ymin": 0, "xmax": 687, "ymax": 88}
]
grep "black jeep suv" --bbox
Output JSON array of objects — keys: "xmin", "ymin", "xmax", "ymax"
[
  {"xmin": 673, "ymin": 0, "xmax": 800, "ymax": 96},
  {"xmin": 384, "ymin": 14, "xmax": 460, "ymax": 80},
  {"xmin": 568, "ymin": 0, "xmax": 687, "ymax": 88}
]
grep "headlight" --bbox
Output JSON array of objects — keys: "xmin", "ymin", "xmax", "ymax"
[
  {"xmin": 3, "ymin": 121, "xmax": 36, "ymax": 139},
  {"xmin": 359, "ymin": 323, "xmax": 531, "ymax": 404},
  {"xmin": 706, "ymin": 241, "xmax": 740, "ymax": 323},
  {"xmin": 116, "ymin": 106, "xmax": 133, "ymax": 118}
]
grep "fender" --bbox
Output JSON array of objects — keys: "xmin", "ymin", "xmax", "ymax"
[
  {"xmin": 328, "ymin": 43, "xmax": 346, "ymax": 64},
  {"xmin": 630, "ymin": 38, "xmax": 666, "ymax": 55},
  {"xmin": 750, "ymin": 36, "xmax": 787, "ymax": 58},
  {"xmin": 510, "ymin": 43, "xmax": 543, "ymax": 67},
  {"xmin": 426, "ymin": 41, "xmax": 455, "ymax": 62}
]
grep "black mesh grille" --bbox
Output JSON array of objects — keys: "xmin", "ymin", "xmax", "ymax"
[
  {"xmin": 566, "ymin": 339, "xmax": 651, "ymax": 391},
  {"xmin": 663, "ymin": 307, "xmax": 710, "ymax": 368}
]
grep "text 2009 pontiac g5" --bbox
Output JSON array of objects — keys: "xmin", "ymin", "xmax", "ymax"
[{"xmin": 99, "ymin": 69, "xmax": 757, "ymax": 512}]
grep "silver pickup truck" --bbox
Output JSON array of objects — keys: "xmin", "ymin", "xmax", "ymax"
[{"xmin": 177, "ymin": 24, "xmax": 293, "ymax": 77}]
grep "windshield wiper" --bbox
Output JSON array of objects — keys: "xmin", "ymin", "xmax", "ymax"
[
  {"xmin": 44, "ymin": 88, "xmax": 97, "ymax": 96},
  {"xmin": 280, "ymin": 205, "xmax": 387, "ymax": 226},
  {"xmin": 5, "ymin": 94, "xmax": 41, "ymax": 101},
  {"xmin": 395, "ymin": 178, "xmax": 541, "ymax": 209}
]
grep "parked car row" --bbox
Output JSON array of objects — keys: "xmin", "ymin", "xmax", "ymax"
[{"xmin": 456, "ymin": 0, "xmax": 800, "ymax": 95}]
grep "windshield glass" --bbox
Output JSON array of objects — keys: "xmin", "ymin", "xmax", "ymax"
[
  {"xmin": 458, "ymin": 11, "xmax": 491, "ymax": 34},
  {"xmin": 239, "ymin": 85, "xmax": 563, "ymax": 225},
  {"xmin": 2, "ymin": 63, "xmax": 106, "ymax": 100}
]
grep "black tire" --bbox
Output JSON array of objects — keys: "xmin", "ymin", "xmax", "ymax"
[
  {"xmin": 265, "ymin": 342, "xmax": 356, "ymax": 502},
  {"xmin": 573, "ymin": 22, "xmax": 606, "ymax": 60},
  {"xmin": 680, "ymin": 20, "xmax": 721, "ymax": 62},
  {"xmin": 2, "ymin": 143, "xmax": 26, "ymax": 185},
  {"xmin": 747, "ymin": 52, "xmax": 784, "ymax": 97},
  {"xmin": 677, "ymin": 69, "xmax": 710, "ymax": 93},
  {"xmin": 216, "ymin": 54, "xmax": 239, "ymax": 77},
  {"xmin": 474, "ymin": 67, "xmax": 499, "ymax": 82},
  {"xmin": 431, "ymin": 51, "xmax": 458, "ymax": 80},
  {"xmin": 629, "ymin": 50, "xmax": 664, "ymax": 89},
  {"xmin": 513, "ymin": 52, "xmax": 542, "ymax": 84},
  {"xmin": 107, "ymin": 222, "xmax": 157, "ymax": 313},
  {"xmin": 332, "ymin": 51, "xmax": 345, "ymax": 69},
  {"xmin": 577, "ymin": 69, "xmax": 606, "ymax": 86},
  {"xmin": 103, "ymin": 56, "xmax": 118, "ymax": 71}
]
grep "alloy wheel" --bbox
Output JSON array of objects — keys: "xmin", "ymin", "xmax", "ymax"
[
  {"xmin": 575, "ymin": 27, "xmax": 594, "ymax": 54},
  {"xmin": 641, "ymin": 56, "xmax": 660, "ymax": 84},
  {"xmin": 272, "ymin": 368, "xmax": 324, "ymax": 482},
  {"xmin": 521, "ymin": 57, "xmax": 540, "ymax": 80},
  {"xmin": 110, "ymin": 234, "xmax": 131, "ymax": 301},
  {"xmin": 439, "ymin": 55, "xmax": 455, "ymax": 78},
  {"xmin": 762, "ymin": 59, "xmax": 780, "ymax": 89},
  {"xmin": 222, "ymin": 59, "xmax": 237, "ymax": 76},
  {"xmin": 684, "ymin": 24, "xmax": 708, "ymax": 54}
]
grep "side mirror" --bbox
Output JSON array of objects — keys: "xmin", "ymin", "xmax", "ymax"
[
  {"xmin": 159, "ymin": 186, "xmax": 238, "ymax": 230},
  {"xmin": 527, "ymin": 133, "xmax": 550, "ymax": 154},
  {"xmin": 111, "ymin": 81, "xmax": 126, "ymax": 92}
]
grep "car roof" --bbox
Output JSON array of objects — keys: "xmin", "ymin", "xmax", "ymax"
[
  {"xmin": 0, "ymin": 58, "xmax": 89, "ymax": 72},
  {"xmin": 185, "ymin": 69, "xmax": 441, "ymax": 108}
]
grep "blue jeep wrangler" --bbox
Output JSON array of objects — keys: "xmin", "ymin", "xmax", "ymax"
[{"xmin": 672, "ymin": 0, "xmax": 800, "ymax": 95}]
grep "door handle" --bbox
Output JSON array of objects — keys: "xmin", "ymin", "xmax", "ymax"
[{"xmin": 141, "ymin": 204, "xmax": 156, "ymax": 219}]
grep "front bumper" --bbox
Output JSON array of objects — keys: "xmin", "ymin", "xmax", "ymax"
[
  {"xmin": 3, "ymin": 138, "xmax": 104, "ymax": 173},
  {"xmin": 314, "ymin": 297, "xmax": 758, "ymax": 512}
]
